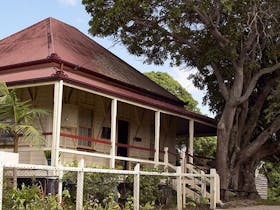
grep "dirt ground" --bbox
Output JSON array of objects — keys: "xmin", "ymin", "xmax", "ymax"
[{"xmin": 225, "ymin": 206, "xmax": 280, "ymax": 210}]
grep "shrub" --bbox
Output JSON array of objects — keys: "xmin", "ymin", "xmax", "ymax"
[
  {"xmin": 62, "ymin": 163, "xmax": 119, "ymax": 207},
  {"xmin": 3, "ymin": 182, "xmax": 72, "ymax": 210}
]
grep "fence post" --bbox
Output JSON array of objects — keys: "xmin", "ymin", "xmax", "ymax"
[
  {"xmin": 134, "ymin": 163, "xmax": 140, "ymax": 210},
  {"xmin": 210, "ymin": 169, "xmax": 217, "ymax": 210},
  {"xmin": 215, "ymin": 172, "xmax": 220, "ymax": 203},
  {"xmin": 58, "ymin": 165, "xmax": 64, "ymax": 203},
  {"xmin": 164, "ymin": 147, "xmax": 169, "ymax": 171},
  {"xmin": 180, "ymin": 147, "xmax": 186, "ymax": 173},
  {"xmin": 201, "ymin": 170, "xmax": 206, "ymax": 198},
  {"xmin": 176, "ymin": 166, "xmax": 182, "ymax": 210},
  {"xmin": 76, "ymin": 159, "xmax": 85, "ymax": 210},
  {"xmin": 0, "ymin": 164, "xmax": 3, "ymax": 210}
]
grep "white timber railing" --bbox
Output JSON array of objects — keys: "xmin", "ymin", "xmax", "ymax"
[
  {"xmin": 0, "ymin": 160, "xmax": 219, "ymax": 210},
  {"xmin": 180, "ymin": 149, "xmax": 221, "ymax": 209}
]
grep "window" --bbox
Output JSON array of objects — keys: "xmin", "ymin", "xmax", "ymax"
[
  {"xmin": 101, "ymin": 127, "xmax": 111, "ymax": 139},
  {"xmin": 78, "ymin": 108, "xmax": 92, "ymax": 147}
]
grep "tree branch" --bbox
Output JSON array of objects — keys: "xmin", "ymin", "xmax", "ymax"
[
  {"xmin": 237, "ymin": 116, "xmax": 280, "ymax": 164},
  {"xmin": 237, "ymin": 63, "xmax": 280, "ymax": 104},
  {"xmin": 242, "ymin": 78, "xmax": 274, "ymax": 146},
  {"xmin": 193, "ymin": 6, "xmax": 229, "ymax": 48},
  {"xmin": 212, "ymin": 63, "xmax": 229, "ymax": 100},
  {"xmin": 132, "ymin": 18, "xmax": 197, "ymax": 49},
  {"xmin": 253, "ymin": 141, "xmax": 280, "ymax": 160}
]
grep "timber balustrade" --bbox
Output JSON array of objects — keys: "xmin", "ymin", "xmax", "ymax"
[{"xmin": 42, "ymin": 132, "xmax": 177, "ymax": 170}]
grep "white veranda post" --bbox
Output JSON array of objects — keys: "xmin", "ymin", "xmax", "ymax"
[
  {"xmin": 154, "ymin": 111, "xmax": 160, "ymax": 163},
  {"xmin": 188, "ymin": 119, "xmax": 194, "ymax": 164},
  {"xmin": 110, "ymin": 98, "xmax": 117, "ymax": 168},
  {"xmin": 51, "ymin": 80, "xmax": 63, "ymax": 167}
]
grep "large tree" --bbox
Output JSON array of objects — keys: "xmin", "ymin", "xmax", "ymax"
[
  {"xmin": 144, "ymin": 71, "xmax": 199, "ymax": 112},
  {"xmin": 82, "ymin": 0, "xmax": 280, "ymax": 199}
]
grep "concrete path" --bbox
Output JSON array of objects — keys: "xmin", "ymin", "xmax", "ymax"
[{"xmin": 225, "ymin": 205, "xmax": 280, "ymax": 210}]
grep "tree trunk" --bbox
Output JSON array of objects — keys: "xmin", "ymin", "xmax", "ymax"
[
  {"xmin": 216, "ymin": 103, "xmax": 237, "ymax": 201},
  {"xmin": 237, "ymin": 160, "xmax": 259, "ymax": 199},
  {"xmin": 13, "ymin": 135, "xmax": 19, "ymax": 188}
]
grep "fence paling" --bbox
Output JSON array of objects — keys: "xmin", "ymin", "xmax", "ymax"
[
  {"xmin": 76, "ymin": 159, "xmax": 85, "ymax": 210},
  {"xmin": 133, "ymin": 164, "xmax": 140, "ymax": 210}
]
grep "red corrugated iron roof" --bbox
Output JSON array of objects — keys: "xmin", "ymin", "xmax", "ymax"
[{"xmin": 0, "ymin": 17, "xmax": 183, "ymax": 105}]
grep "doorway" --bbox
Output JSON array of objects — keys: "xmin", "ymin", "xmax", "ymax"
[{"xmin": 117, "ymin": 120, "xmax": 129, "ymax": 169}]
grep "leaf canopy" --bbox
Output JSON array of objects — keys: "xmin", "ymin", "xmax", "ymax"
[{"xmin": 144, "ymin": 71, "xmax": 199, "ymax": 112}]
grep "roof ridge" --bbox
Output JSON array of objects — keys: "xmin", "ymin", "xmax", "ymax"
[
  {"xmin": 47, "ymin": 17, "xmax": 55, "ymax": 56},
  {"xmin": 0, "ymin": 17, "xmax": 50, "ymax": 44}
]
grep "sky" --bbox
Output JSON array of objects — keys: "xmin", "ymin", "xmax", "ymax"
[{"xmin": 0, "ymin": 0, "xmax": 213, "ymax": 117}]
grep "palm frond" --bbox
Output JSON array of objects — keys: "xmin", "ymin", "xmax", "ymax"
[
  {"xmin": 15, "ymin": 125, "xmax": 45, "ymax": 145},
  {"xmin": 0, "ymin": 82, "xmax": 10, "ymax": 97},
  {"xmin": 18, "ymin": 108, "xmax": 50, "ymax": 124},
  {"xmin": 0, "ymin": 122, "xmax": 12, "ymax": 134},
  {"xmin": 0, "ymin": 82, "xmax": 48, "ymax": 147}
]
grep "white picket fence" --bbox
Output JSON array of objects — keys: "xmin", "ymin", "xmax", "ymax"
[{"xmin": 0, "ymin": 160, "xmax": 219, "ymax": 210}]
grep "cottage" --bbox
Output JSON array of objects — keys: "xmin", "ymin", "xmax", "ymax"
[
  {"xmin": 0, "ymin": 17, "xmax": 216, "ymax": 169},
  {"xmin": 0, "ymin": 18, "xmax": 220, "ymax": 208}
]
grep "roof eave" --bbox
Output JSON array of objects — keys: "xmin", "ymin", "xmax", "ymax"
[{"xmin": 0, "ymin": 56, "xmax": 185, "ymax": 107}]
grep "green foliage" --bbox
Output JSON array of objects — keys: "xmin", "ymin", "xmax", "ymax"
[
  {"xmin": 262, "ymin": 161, "xmax": 280, "ymax": 201},
  {"xmin": 127, "ymin": 168, "xmax": 164, "ymax": 208},
  {"xmin": 186, "ymin": 200, "xmax": 196, "ymax": 207},
  {"xmin": 83, "ymin": 194, "xmax": 133, "ymax": 210},
  {"xmin": 265, "ymin": 80, "xmax": 280, "ymax": 123},
  {"xmin": 194, "ymin": 137, "xmax": 217, "ymax": 159},
  {"xmin": 3, "ymin": 183, "xmax": 72, "ymax": 210},
  {"xmin": 62, "ymin": 163, "xmax": 119, "ymax": 206},
  {"xmin": 11, "ymin": 184, "xmax": 41, "ymax": 209},
  {"xmin": 144, "ymin": 71, "xmax": 199, "ymax": 113},
  {"xmin": 82, "ymin": 0, "xmax": 278, "ymax": 72},
  {"xmin": 139, "ymin": 171, "xmax": 161, "ymax": 206},
  {"xmin": 141, "ymin": 202, "xmax": 154, "ymax": 210},
  {"xmin": 0, "ymin": 82, "xmax": 48, "ymax": 150}
]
